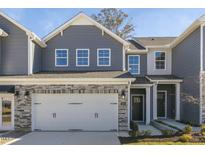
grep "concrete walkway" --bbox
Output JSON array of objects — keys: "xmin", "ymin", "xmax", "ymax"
[
  {"xmin": 161, "ymin": 119, "xmax": 201, "ymax": 132},
  {"xmin": 138, "ymin": 124, "xmax": 162, "ymax": 136},
  {"xmin": 9, "ymin": 132, "xmax": 121, "ymax": 145}
]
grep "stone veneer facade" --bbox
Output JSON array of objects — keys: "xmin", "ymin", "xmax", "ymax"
[
  {"xmin": 202, "ymin": 73, "xmax": 205, "ymax": 123},
  {"xmin": 14, "ymin": 84, "xmax": 129, "ymax": 131}
]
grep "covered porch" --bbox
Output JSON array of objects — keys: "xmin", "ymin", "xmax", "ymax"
[
  {"xmin": 146, "ymin": 75, "xmax": 183, "ymax": 121},
  {"xmin": 129, "ymin": 75, "xmax": 183, "ymax": 127}
]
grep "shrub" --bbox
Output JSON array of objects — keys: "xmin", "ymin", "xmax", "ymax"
[
  {"xmin": 130, "ymin": 121, "xmax": 139, "ymax": 131},
  {"xmin": 161, "ymin": 130, "xmax": 176, "ymax": 136},
  {"xmin": 128, "ymin": 130, "xmax": 137, "ymax": 137},
  {"xmin": 139, "ymin": 130, "xmax": 152, "ymax": 136},
  {"xmin": 179, "ymin": 134, "xmax": 192, "ymax": 142},
  {"xmin": 183, "ymin": 125, "xmax": 192, "ymax": 134},
  {"xmin": 201, "ymin": 124, "xmax": 205, "ymax": 135}
]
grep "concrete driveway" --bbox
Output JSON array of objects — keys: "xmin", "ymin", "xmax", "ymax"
[{"xmin": 9, "ymin": 132, "xmax": 121, "ymax": 145}]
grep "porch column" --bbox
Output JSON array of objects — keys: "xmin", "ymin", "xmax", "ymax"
[
  {"xmin": 153, "ymin": 84, "xmax": 158, "ymax": 120},
  {"xmin": 146, "ymin": 87, "xmax": 151, "ymax": 124},
  {"xmin": 175, "ymin": 83, "xmax": 180, "ymax": 121}
]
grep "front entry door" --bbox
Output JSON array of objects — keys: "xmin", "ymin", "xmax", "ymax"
[
  {"xmin": 157, "ymin": 91, "xmax": 167, "ymax": 118},
  {"xmin": 0, "ymin": 94, "xmax": 14, "ymax": 130},
  {"xmin": 132, "ymin": 95, "xmax": 144, "ymax": 121}
]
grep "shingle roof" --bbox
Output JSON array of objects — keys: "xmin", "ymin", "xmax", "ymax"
[
  {"xmin": 0, "ymin": 71, "xmax": 133, "ymax": 79},
  {"xmin": 146, "ymin": 75, "xmax": 182, "ymax": 81},
  {"xmin": 132, "ymin": 77, "xmax": 153, "ymax": 84},
  {"xmin": 128, "ymin": 39, "xmax": 146, "ymax": 50},
  {"xmin": 133, "ymin": 37, "xmax": 176, "ymax": 46}
]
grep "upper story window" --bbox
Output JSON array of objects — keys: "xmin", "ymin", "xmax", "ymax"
[
  {"xmin": 128, "ymin": 55, "xmax": 140, "ymax": 75},
  {"xmin": 55, "ymin": 49, "xmax": 68, "ymax": 67},
  {"xmin": 76, "ymin": 49, "xmax": 89, "ymax": 66},
  {"xmin": 155, "ymin": 51, "xmax": 166, "ymax": 70},
  {"xmin": 97, "ymin": 48, "xmax": 111, "ymax": 66}
]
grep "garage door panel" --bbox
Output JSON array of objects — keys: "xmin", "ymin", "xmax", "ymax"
[{"xmin": 33, "ymin": 94, "xmax": 118, "ymax": 131}]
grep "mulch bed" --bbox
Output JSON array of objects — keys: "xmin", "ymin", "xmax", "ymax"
[
  {"xmin": 119, "ymin": 132, "xmax": 205, "ymax": 144},
  {"xmin": 0, "ymin": 131, "xmax": 30, "ymax": 144}
]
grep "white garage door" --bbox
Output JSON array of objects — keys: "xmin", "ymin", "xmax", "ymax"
[{"xmin": 32, "ymin": 94, "xmax": 118, "ymax": 131}]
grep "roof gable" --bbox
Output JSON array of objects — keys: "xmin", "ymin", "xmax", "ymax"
[
  {"xmin": 0, "ymin": 12, "xmax": 46, "ymax": 47},
  {"xmin": 43, "ymin": 12, "xmax": 129, "ymax": 46}
]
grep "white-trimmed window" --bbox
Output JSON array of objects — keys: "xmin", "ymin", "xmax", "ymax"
[
  {"xmin": 128, "ymin": 55, "xmax": 140, "ymax": 75},
  {"xmin": 76, "ymin": 49, "xmax": 89, "ymax": 66},
  {"xmin": 155, "ymin": 51, "xmax": 166, "ymax": 70},
  {"xmin": 97, "ymin": 48, "xmax": 111, "ymax": 66},
  {"xmin": 55, "ymin": 49, "xmax": 68, "ymax": 67}
]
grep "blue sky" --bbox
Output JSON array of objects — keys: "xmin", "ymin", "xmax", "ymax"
[{"xmin": 1, "ymin": 8, "xmax": 205, "ymax": 38}]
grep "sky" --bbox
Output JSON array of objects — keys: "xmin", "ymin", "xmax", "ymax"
[{"xmin": 1, "ymin": 8, "xmax": 205, "ymax": 38}]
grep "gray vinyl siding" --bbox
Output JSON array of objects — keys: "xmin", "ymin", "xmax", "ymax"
[
  {"xmin": 172, "ymin": 27, "xmax": 201, "ymax": 124},
  {"xmin": 157, "ymin": 84, "xmax": 176, "ymax": 119},
  {"xmin": 42, "ymin": 25, "xmax": 123, "ymax": 72},
  {"xmin": 126, "ymin": 53, "xmax": 147, "ymax": 76},
  {"xmin": 33, "ymin": 42, "xmax": 42, "ymax": 73},
  {"xmin": 0, "ymin": 15, "xmax": 28, "ymax": 75}
]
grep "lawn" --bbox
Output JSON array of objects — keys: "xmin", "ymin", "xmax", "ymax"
[
  {"xmin": 119, "ymin": 132, "xmax": 205, "ymax": 145},
  {"xmin": 0, "ymin": 131, "xmax": 29, "ymax": 145}
]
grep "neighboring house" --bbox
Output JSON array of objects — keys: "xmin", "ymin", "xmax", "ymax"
[{"xmin": 0, "ymin": 11, "xmax": 204, "ymax": 131}]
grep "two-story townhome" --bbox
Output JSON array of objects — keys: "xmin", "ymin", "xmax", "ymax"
[{"xmin": 0, "ymin": 11, "xmax": 204, "ymax": 131}]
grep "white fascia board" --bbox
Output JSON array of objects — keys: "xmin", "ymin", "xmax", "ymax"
[
  {"xmin": 0, "ymin": 28, "xmax": 8, "ymax": 37},
  {"xmin": 170, "ymin": 19, "xmax": 204, "ymax": 48},
  {"xmin": 43, "ymin": 12, "xmax": 129, "ymax": 46},
  {"xmin": 0, "ymin": 77, "xmax": 135, "ymax": 85},
  {"xmin": 130, "ymin": 84, "xmax": 154, "ymax": 88},
  {"xmin": 146, "ymin": 45, "xmax": 171, "ymax": 49},
  {"xmin": 126, "ymin": 49, "xmax": 148, "ymax": 54},
  {"xmin": 149, "ymin": 80, "xmax": 183, "ymax": 83},
  {"xmin": 0, "ymin": 12, "xmax": 46, "ymax": 48}
]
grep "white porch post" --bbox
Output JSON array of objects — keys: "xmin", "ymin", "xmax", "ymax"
[
  {"xmin": 175, "ymin": 83, "xmax": 180, "ymax": 121},
  {"xmin": 146, "ymin": 87, "xmax": 151, "ymax": 124},
  {"xmin": 153, "ymin": 83, "xmax": 158, "ymax": 120}
]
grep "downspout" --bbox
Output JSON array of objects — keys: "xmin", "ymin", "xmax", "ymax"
[{"xmin": 199, "ymin": 23, "xmax": 205, "ymax": 124}]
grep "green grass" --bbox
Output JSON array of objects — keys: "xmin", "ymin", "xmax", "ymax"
[{"xmin": 125, "ymin": 142, "xmax": 205, "ymax": 145}]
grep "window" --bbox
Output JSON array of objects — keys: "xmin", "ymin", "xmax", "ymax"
[
  {"xmin": 55, "ymin": 49, "xmax": 68, "ymax": 66},
  {"xmin": 97, "ymin": 49, "xmax": 111, "ymax": 66},
  {"xmin": 128, "ymin": 55, "xmax": 140, "ymax": 75},
  {"xmin": 76, "ymin": 49, "xmax": 89, "ymax": 66},
  {"xmin": 155, "ymin": 51, "xmax": 166, "ymax": 69}
]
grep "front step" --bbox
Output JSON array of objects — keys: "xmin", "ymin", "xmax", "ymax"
[{"xmin": 150, "ymin": 120, "xmax": 179, "ymax": 133}]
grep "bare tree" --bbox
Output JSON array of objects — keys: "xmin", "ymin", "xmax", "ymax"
[{"xmin": 92, "ymin": 9, "xmax": 134, "ymax": 39}]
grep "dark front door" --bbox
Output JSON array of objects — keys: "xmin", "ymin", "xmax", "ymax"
[
  {"xmin": 157, "ymin": 91, "xmax": 166, "ymax": 118},
  {"xmin": 132, "ymin": 95, "xmax": 144, "ymax": 121}
]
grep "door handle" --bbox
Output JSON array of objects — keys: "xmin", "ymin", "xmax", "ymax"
[
  {"xmin": 94, "ymin": 113, "xmax": 99, "ymax": 118},
  {"xmin": 52, "ymin": 113, "xmax": 56, "ymax": 118}
]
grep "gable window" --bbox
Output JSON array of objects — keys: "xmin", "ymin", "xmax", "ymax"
[
  {"xmin": 55, "ymin": 49, "xmax": 68, "ymax": 67},
  {"xmin": 155, "ymin": 51, "xmax": 166, "ymax": 69},
  {"xmin": 76, "ymin": 49, "xmax": 89, "ymax": 66},
  {"xmin": 128, "ymin": 55, "xmax": 140, "ymax": 75},
  {"xmin": 97, "ymin": 49, "xmax": 111, "ymax": 66}
]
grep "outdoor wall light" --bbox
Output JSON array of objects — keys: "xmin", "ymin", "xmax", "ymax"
[
  {"xmin": 121, "ymin": 90, "xmax": 126, "ymax": 99},
  {"xmin": 24, "ymin": 91, "xmax": 30, "ymax": 98},
  {"xmin": 15, "ymin": 90, "xmax": 19, "ymax": 96}
]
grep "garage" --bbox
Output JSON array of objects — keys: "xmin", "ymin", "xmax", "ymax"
[{"xmin": 32, "ymin": 94, "xmax": 118, "ymax": 131}]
